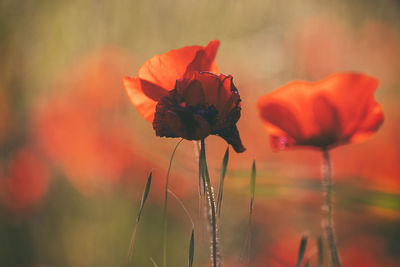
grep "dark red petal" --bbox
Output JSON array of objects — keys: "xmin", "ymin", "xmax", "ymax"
[
  {"xmin": 215, "ymin": 124, "xmax": 246, "ymax": 153},
  {"xmin": 182, "ymin": 80, "xmax": 206, "ymax": 106},
  {"xmin": 191, "ymin": 72, "xmax": 233, "ymax": 114},
  {"xmin": 153, "ymin": 94, "xmax": 212, "ymax": 140}
]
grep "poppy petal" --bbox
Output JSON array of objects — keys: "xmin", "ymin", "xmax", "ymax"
[
  {"xmin": 153, "ymin": 95, "xmax": 212, "ymax": 140},
  {"xmin": 123, "ymin": 77, "xmax": 168, "ymax": 122},
  {"xmin": 317, "ymin": 73, "xmax": 380, "ymax": 139},
  {"xmin": 215, "ymin": 124, "xmax": 246, "ymax": 153},
  {"xmin": 349, "ymin": 102, "xmax": 384, "ymax": 143},
  {"xmin": 257, "ymin": 100, "xmax": 303, "ymax": 145},
  {"xmin": 182, "ymin": 80, "xmax": 206, "ymax": 106},
  {"xmin": 138, "ymin": 40, "xmax": 219, "ymax": 91},
  {"xmin": 184, "ymin": 40, "xmax": 220, "ymax": 75},
  {"xmin": 312, "ymin": 94, "xmax": 342, "ymax": 147},
  {"xmin": 192, "ymin": 72, "xmax": 232, "ymax": 113}
]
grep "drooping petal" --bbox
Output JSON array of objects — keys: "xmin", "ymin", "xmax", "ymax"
[{"xmin": 215, "ymin": 124, "xmax": 246, "ymax": 153}]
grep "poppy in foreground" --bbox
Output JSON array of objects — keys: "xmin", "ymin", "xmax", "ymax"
[
  {"xmin": 257, "ymin": 72, "xmax": 384, "ymax": 267},
  {"xmin": 257, "ymin": 72, "xmax": 384, "ymax": 151},
  {"xmin": 123, "ymin": 40, "xmax": 245, "ymax": 152},
  {"xmin": 123, "ymin": 41, "xmax": 245, "ymax": 267}
]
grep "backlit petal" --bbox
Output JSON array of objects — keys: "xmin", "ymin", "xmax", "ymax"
[
  {"xmin": 138, "ymin": 40, "xmax": 220, "ymax": 91},
  {"xmin": 123, "ymin": 77, "xmax": 168, "ymax": 122}
]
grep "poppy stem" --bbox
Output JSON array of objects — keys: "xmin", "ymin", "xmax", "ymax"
[
  {"xmin": 200, "ymin": 139, "xmax": 220, "ymax": 267},
  {"xmin": 321, "ymin": 148, "xmax": 341, "ymax": 267},
  {"xmin": 162, "ymin": 138, "xmax": 183, "ymax": 267}
]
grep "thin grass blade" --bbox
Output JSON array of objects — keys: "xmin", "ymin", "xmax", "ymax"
[
  {"xmin": 296, "ymin": 235, "xmax": 308, "ymax": 267},
  {"xmin": 216, "ymin": 146, "xmax": 229, "ymax": 217},
  {"xmin": 241, "ymin": 160, "xmax": 257, "ymax": 263},
  {"xmin": 196, "ymin": 140, "xmax": 204, "ymax": 195},
  {"xmin": 137, "ymin": 172, "xmax": 152, "ymax": 221},
  {"xmin": 168, "ymin": 189, "xmax": 194, "ymax": 228},
  {"xmin": 250, "ymin": 160, "xmax": 256, "ymax": 215},
  {"xmin": 166, "ymin": 188, "xmax": 195, "ymax": 266},
  {"xmin": 127, "ymin": 172, "xmax": 152, "ymax": 263},
  {"xmin": 163, "ymin": 138, "xmax": 183, "ymax": 267},
  {"xmin": 189, "ymin": 229, "xmax": 195, "ymax": 267},
  {"xmin": 150, "ymin": 257, "xmax": 159, "ymax": 267}
]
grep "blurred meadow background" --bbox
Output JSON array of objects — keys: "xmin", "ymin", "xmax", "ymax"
[{"xmin": 0, "ymin": 0, "xmax": 399, "ymax": 266}]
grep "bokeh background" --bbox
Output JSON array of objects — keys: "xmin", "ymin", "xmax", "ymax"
[{"xmin": 0, "ymin": 0, "xmax": 399, "ymax": 266}]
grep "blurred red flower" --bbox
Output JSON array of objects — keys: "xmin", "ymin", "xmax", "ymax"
[
  {"xmin": 154, "ymin": 72, "xmax": 245, "ymax": 152},
  {"xmin": 33, "ymin": 49, "xmax": 157, "ymax": 195},
  {"xmin": 0, "ymin": 148, "xmax": 49, "ymax": 211},
  {"xmin": 257, "ymin": 73, "xmax": 384, "ymax": 150},
  {"xmin": 123, "ymin": 40, "xmax": 220, "ymax": 122}
]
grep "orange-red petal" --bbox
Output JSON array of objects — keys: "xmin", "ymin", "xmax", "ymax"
[
  {"xmin": 257, "ymin": 72, "xmax": 384, "ymax": 149},
  {"xmin": 123, "ymin": 77, "xmax": 168, "ymax": 122},
  {"xmin": 138, "ymin": 40, "xmax": 220, "ymax": 91},
  {"xmin": 184, "ymin": 40, "xmax": 220, "ymax": 76}
]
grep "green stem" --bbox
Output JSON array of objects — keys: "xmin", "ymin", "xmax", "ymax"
[
  {"xmin": 200, "ymin": 139, "xmax": 220, "ymax": 267},
  {"xmin": 163, "ymin": 139, "xmax": 183, "ymax": 267},
  {"xmin": 321, "ymin": 148, "xmax": 341, "ymax": 267}
]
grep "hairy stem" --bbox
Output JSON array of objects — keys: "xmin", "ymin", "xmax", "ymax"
[
  {"xmin": 321, "ymin": 148, "xmax": 341, "ymax": 267},
  {"xmin": 200, "ymin": 139, "xmax": 220, "ymax": 267}
]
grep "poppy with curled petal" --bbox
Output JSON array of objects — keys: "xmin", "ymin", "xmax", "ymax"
[
  {"xmin": 123, "ymin": 40, "xmax": 220, "ymax": 122},
  {"xmin": 153, "ymin": 71, "xmax": 245, "ymax": 152},
  {"xmin": 257, "ymin": 72, "xmax": 384, "ymax": 150}
]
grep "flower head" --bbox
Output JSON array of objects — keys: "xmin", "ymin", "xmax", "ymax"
[
  {"xmin": 123, "ymin": 40, "xmax": 220, "ymax": 122},
  {"xmin": 153, "ymin": 71, "xmax": 245, "ymax": 153},
  {"xmin": 257, "ymin": 72, "xmax": 384, "ymax": 150},
  {"xmin": 123, "ymin": 41, "xmax": 245, "ymax": 152}
]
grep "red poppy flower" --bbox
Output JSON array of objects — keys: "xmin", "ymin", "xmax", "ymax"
[
  {"xmin": 123, "ymin": 40, "xmax": 220, "ymax": 122},
  {"xmin": 153, "ymin": 71, "xmax": 245, "ymax": 152},
  {"xmin": 257, "ymin": 72, "xmax": 384, "ymax": 150}
]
